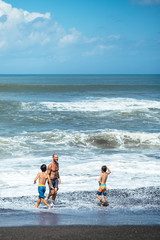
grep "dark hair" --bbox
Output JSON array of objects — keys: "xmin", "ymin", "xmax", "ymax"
[
  {"xmin": 40, "ymin": 164, "xmax": 47, "ymax": 172},
  {"xmin": 101, "ymin": 165, "xmax": 107, "ymax": 172}
]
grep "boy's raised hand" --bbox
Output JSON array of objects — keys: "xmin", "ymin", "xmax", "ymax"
[{"xmin": 106, "ymin": 166, "xmax": 111, "ymax": 175}]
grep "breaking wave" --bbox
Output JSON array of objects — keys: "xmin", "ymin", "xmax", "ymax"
[
  {"xmin": 0, "ymin": 130, "xmax": 160, "ymax": 157},
  {"xmin": 27, "ymin": 98, "xmax": 160, "ymax": 112}
]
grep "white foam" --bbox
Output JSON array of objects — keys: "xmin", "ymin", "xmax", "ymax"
[
  {"xmin": 1, "ymin": 151, "xmax": 159, "ymax": 198},
  {"xmin": 19, "ymin": 97, "xmax": 160, "ymax": 113},
  {"xmin": 60, "ymin": 152, "xmax": 160, "ymax": 193},
  {"xmin": 39, "ymin": 98, "xmax": 160, "ymax": 112}
]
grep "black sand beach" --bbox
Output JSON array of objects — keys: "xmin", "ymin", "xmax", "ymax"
[{"xmin": 0, "ymin": 226, "xmax": 160, "ymax": 240}]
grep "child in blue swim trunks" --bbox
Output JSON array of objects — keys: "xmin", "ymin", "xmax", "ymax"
[
  {"xmin": 96, "ymin": 165, "xmax": 111, "ymax": 206},
  {"xmin": 34, "ymin": 164, "xmax": 53, "ymax": 208}
]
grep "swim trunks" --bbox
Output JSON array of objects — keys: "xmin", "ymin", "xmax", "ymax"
[
  {"xmin": 97, "ymin": 184, "xmax": 107, "ymax": 196},
  {"xmin": 38, "ymin": 185, "xmax": 46, "ymax": 198},
  {"xmin": 49, "ymin": 178, "xmax": 59, "ymax": 192}
]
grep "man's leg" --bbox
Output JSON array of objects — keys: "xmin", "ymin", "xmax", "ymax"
[
  {"xmin": 47, "ymin": 179, "xmax": 54, "ymax": 200},
  {"xmin": 52, "ymin": 178, "xmax": 58, "ymax": 201},
  {"xmin": 47, "ymin": 189, "xmax": 55, "ymax": 200},
  {"xmin": 47, "ymin": 190, "xmax": 53, "ymax": 200},
  {"xmin": 52, "ymin": 188, "xmax": 58, "ymax": 201}
]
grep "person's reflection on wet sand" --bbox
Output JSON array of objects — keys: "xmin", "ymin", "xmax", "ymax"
[{"xmin": 37, "ymin": 211, "xmax": 59, "ymax": 225}]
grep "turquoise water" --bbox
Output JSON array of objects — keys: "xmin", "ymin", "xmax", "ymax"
[{"xmin": 0, "ymin": 75, "xmax": 160, "ymax": 225}]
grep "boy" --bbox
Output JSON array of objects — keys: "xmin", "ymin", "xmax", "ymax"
[
  {"xmin": 34, "ymin": 164, "xmax": 53, "ymax": 208},
  {"xmin": 96, "ymin": 165, "xmax": 111, "ymax": 206}
]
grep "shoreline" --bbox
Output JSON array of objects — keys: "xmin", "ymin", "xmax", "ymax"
[
  {"xmin": 0, "ymin": 226, "xmax": 160, "ymax": 240},
  {"xmin": 1, "ymin": 206, "xmax": 160, "ymax": 227}
]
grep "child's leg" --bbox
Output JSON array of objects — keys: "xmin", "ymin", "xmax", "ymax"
[
  {"xmin": 103, "ymin": 190, "xmax": 108, "ymax": 202},
  {"xmin": 41, "ymin": 198, "xmax": 50, "ymax": 208},
  {"xmin": 104, "ymin": 195, "xmax": 108, "ymax": 201},
  {"xmin": 96, "ymin": 194, "xmax": 104, "ymax": 203},
  {"xmin": 34, "ymin": 197, "xmax": 41, "ymax": 208}
]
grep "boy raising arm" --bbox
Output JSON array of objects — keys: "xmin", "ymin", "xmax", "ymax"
[{"xmin": 96, "ymin": 165, "xmax": 111, "ymax": 206}]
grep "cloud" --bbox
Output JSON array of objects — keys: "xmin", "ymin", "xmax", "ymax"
[
  {"xmin": 0, "ymin": 0, "xmax": 100, "ymax": 56},
  {"xmin": 135, "ymin": 40, "xmax": 145, "ymax": 48},
  {"xmin": 132, "ymin": 0, "xmax": 160, "ymax": 5},
  {"xmin": 108, "ymin": 35, "xmax": 120, "ymax": 40},
  {"xmin": 0, "ymin": 0, "xmax": 120, "ymax": 62},
  {"xmin": 58, "ymin": 28, "xmax": 82, "ymax": 47},
  {"xmin": 0, "ymin": 0, "xmax": 50, "ymax": 24},
  {"xmin": 83, "ymin": 37, "xmax": 101, "ymax": 43},
  {"xmin": 0, "ymin": 0, "xmax": 54, "ymax": 52},
  {"xmin": 83, "ymin": 44, "xmax": 116, "ymax": 56},
  {"xmin": 24, "ymin": 11, "xmax": 50, "ymax": 23},
  {"xmin": 0, "ymin": 40, "xmax": 6, "ymax": 48}
]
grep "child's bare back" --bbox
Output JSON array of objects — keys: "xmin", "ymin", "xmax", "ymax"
[
  {"xmin": 35, "ymin": 172, "xmax": 49, "ymax": 186},
  {"xmin": 34, "ymin": 164, "xmax": 53, "ymax": 209},
  {"xmin": 99, "ymin": 172, "xmax": 108, "ymax": 185}
]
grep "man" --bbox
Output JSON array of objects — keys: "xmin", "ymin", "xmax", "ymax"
[{"xmin": 47, "ymin": 154, "xmax": 61, "ymax": 202}]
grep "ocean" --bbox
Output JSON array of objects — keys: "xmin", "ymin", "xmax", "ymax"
[{"xmin": 0, "ymin": 74, "xmax": 160, "ymax": 226}]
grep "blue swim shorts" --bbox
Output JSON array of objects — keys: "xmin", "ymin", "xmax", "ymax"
[
  {"xmin": 38, "ymin": 185, "xmax": 46, "ymax": 198},
  {"xmin": 49, "ymin": 178, "xmax": 59, "ymax": 192}
]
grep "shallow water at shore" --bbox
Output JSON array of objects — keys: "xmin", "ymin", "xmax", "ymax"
[{"xmin": 0, "ymin": 187, "xmax": 159, "ymax": 226}]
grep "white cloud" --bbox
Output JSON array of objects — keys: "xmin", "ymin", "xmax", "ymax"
[
  {"xmin": 83, "ymin": 37, "xmax": 100, "ymax": 43},
  {"xmin": 83, "ymin": 44, "xmax": 115, "ymax": 56},
  {"xmin": 135, "ymin": 40, "xmax": 145, "ymax": 48},
  {"xmin": 0, "ymin": 0, "xmax": 92, "ymax": 54},
  {"xmin": 0, "ymin": 0, "xmax": 117, "ymax": 60},
  {"xmin": 58, "ymin": 27, "xmax": 82, "ymax": 47},
  {"xmin": 0, "ymin": 0, "xmax": 63, "ymax": 52},
  {"xmin": 0, "ymin": 0, "xmax": 50, "ymax": 25},
  {"xmin": 132, "ymin": 0, "xmax": 160, "ymax": 5},
  {"xmin": 24, "ymin": 11, "xmax": 50, "ymax": 23},
  {"xmin": 0, "ymin": 40, "xmax": 6, "ymax": 48},
  {"xmin": 108, "ymin": 34, "xmax": 120, "ymax": 40}
]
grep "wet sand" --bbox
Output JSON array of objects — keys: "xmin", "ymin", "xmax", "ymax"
[{"xmin": 0, "ymin": 226, "xmax": 160, "ymax": 240}]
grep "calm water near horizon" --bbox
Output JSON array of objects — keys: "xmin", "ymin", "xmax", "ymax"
[{"xmin": 0, "ymin": 74, "xmax": 160, "ymax": 226}]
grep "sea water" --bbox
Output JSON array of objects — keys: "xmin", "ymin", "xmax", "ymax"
[{"xmin": 0, "ymin": 74, "xmax": 160, "ymax": 226}]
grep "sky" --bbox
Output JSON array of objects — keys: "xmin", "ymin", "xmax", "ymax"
[{"xmin": 0, "ymin": 0, "xmax": 160, "ymax": 74}]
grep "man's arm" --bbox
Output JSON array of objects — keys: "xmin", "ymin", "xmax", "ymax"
[
  {"xmin": 34, "ymin": 173, "xmax": 40, "ymax": 184},
  {"xmin": 47, "ymin": 175, "xmax": 53, "ymax": 189},
  {"xmin": 47, "ymin": 164, "xmax": 51, "ymax": 176},
  {"xmin": 106, "ymin": 166, "xmax": 111, "ymax": 175},
  {"xmin": 58, "ymin": 172, "xmax": 61, "ymax": 184}
]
